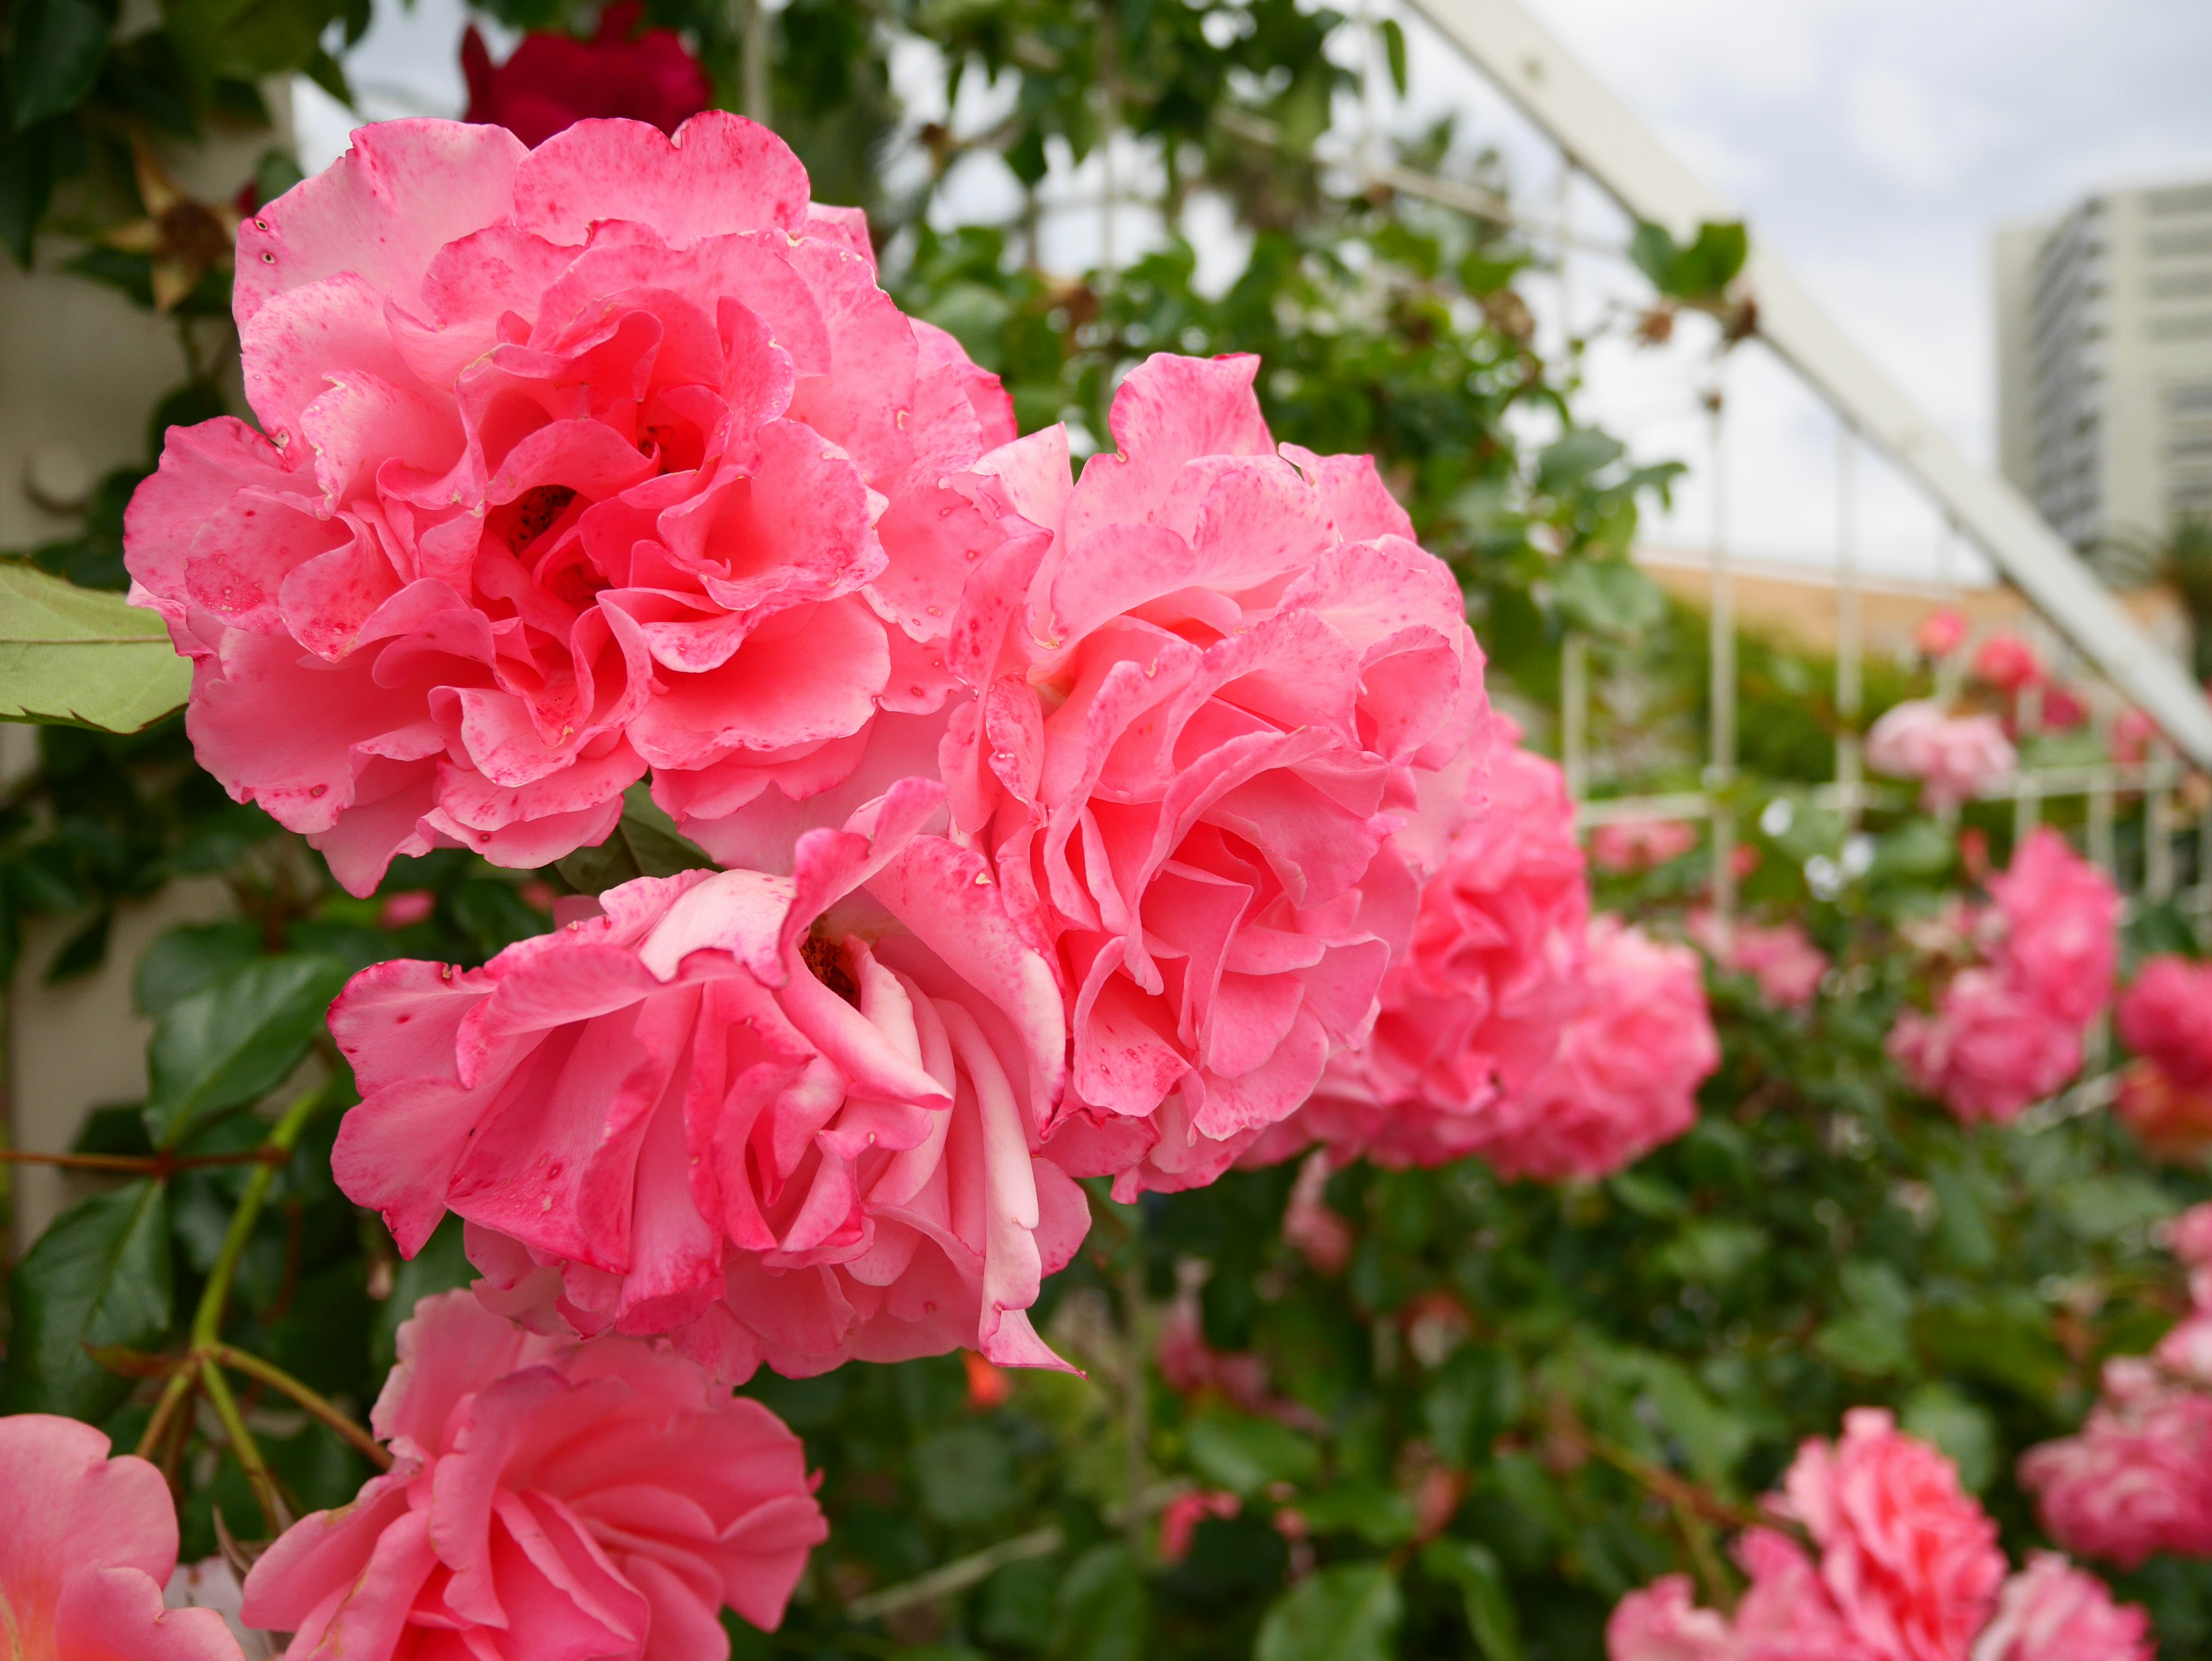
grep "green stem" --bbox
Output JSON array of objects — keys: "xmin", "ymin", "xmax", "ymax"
[
  {"xmin": 185, "ymin": 1083, "xmax": 327, "ymax": 1534},
  {"xmin": 209, "ymin": 1342, "xmax": 388, "ymax": 1471},
  {"xmin": 134, "ymin": 1366, "xmax": 197, "ymax": 1462},
  {"xmin": 200, "ymin": 1356, "xmax": 286, "ymax": 1534},
  {"xmin": 190, "ymin": 1085, "xmax": 323, "ymax": 1348}
]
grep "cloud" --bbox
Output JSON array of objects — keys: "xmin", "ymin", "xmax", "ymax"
[{"xmin": 1846, "ymin": 67, "xmax": 2004, "ymax": 194}]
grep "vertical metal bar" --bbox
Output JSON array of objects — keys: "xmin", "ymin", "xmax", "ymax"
[
  {"xmin": 1836, "ymin": 422, "xmax": 1863, "ymax": 826},
  {"xmin": 2147, "ymin": 741, "xmax": 2176, "ymax": 902},
  {"xmin": 1562, "ymin": 632, "xmax": 1589, "ymax": 800},
  {"xmin": 741, "ymin": 0, "xmax": 771, "ymax": 124},
  {"xmin": 1707, "ymin": 387, "xmax": 1736, "ymax": 942},
  {"xmin": 2089, "ymin": 727, "xmax": 2116, "ymax": 877}
]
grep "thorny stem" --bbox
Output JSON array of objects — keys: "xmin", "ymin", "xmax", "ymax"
[{"xmin": 135, "ymin": 1366, "xmax": 197, "ymax": 1462}]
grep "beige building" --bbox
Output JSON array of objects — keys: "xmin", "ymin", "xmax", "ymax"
[{"xmin": 1995, "ymin": 177, "xmax": 2212, "ymax": 555}]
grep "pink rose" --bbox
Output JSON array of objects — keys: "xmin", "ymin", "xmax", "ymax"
[
  {"xmin": 2119, "ymin": 955, "xmax": 2212, "ymax": 1088},
  {"xmin": 1970, "ymin": 1553, "xmax": 2153, "ymax": 1661},
  {"xmin": 1280, "ymin": 1148, "xmax": 1355, "ymax": 1273},
  {"xmin": 2109, "ymin": 708, "xmax": 2157, "ymax": 766},
  {"xmin": 126, "ymin": 114, "xmax": 1012, "ymax": 895},
  {"xmin": 463, "ymin": 2, "xmax": 712, "ymax": 149},
  {"xmin": 1914, "ymin": 609, "xmax": 1967, "ymax": 659},
  {"xmin": 1887, "ymin": 969, "xmax": 2082, "ymax": 1126},
  {"xmin": 937, "ymin": 353, "xmax": 1487, "ymax": 1197},
  {"xmin": 1286, "ymin": 735, "xmax": 1587, "ymax": 1168},
  {"xmin": 240, "ymin": 1292, "xmax": 826, "ymax": 1658},
  {"xmin": 331, "ymin": 779, "xmax": 1089, "ymax": 1378},
  {"xmin": 0, "ymin": 1414, "xmax": 244, "ymax": 1661},
  {"xmin": 1158, "ymin": 1491, "xmax": 1242, "ymax": 1564},
  {"xmin": 1971, "ymin": 633, "xmax": 2044, "ymax": 694},
  {"xmin": 1592, "ymin": 817, "xmax": 1698, "ymax": 873},
  {"xmin": 2166, "ymin": 1200, "xmax": 2212, "ymax": 1303},
  {"xmin": 1987, "ymin": 829, "xmax": 2116, "ymax": 1028},
  {"xmin": 1726, "ymin": 1528, "xmax": 1876, "ymax": 1660},
  {"xmin": 1864, "ymin": 702, "xmax": 2017, "ymax": 812},
  {"xmin": 2116, "ymin": 1060, "xmax": 2212, "ymax": 1161},
  {"xmin": 1607, "ymin": 1573, "xmax": 1736, "ymax": 1661},
  {"xmin": 1478, "ymin": 915, "xmax": 1718, "ymax": 1182},
  {"xmin": 1779, "ymin": 1408, "xmax": 2006, "ymax": 1661},
  {"xmin": 1692, "ymin": 911, "xmax": 1829, "ymax": 1011},
  {"xmin": 2020, "ymin": 1357, "xmax": 2212, "ymax": 1569}
]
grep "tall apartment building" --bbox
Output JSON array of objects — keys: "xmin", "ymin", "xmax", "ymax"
[{"xmin": 1995, "ymin": 177, "xmax": 2212, "ymax": 554}]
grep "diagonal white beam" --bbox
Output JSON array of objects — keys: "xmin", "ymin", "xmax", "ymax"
[{"xmin": 1400, "ymin": 0, "xmax": 2212, "ymax": 770}]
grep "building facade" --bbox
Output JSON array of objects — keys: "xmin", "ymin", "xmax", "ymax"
[{"xmin": 1996, "ymin": 178, "xmax": 2212, "ymax": 555}]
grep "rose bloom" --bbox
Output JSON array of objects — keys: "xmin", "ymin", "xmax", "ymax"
[
  {"xmin": 1986, "ymin": 828, "xmax": 2116, "ymax": 1029},
  {"xmin": 1590, "ymin": 816, "xmax": 1698, "ymax": 873},
  {"xmin": 2116, "ymin": 1059, "xmax": 2212, "ymax": 1161},
  {"xmin": 1279, "ymin": 1148, "xmax": 1354, "ymax": 1273},
  {"xmin": 1863, "ymin": 701, "xmax": 2017, "ymax": 812},
  {"xmin": 2119, "ymin": 955, "xmax": 2212, "ymax": 1088},
  {"xmin": 126, "ymin": 113, "xmax": 1011, "ymax": 895},
  {"xmin": 333, "ymin": 779, "xmax": 1089, "ymax": 1378},
  {"xmin": 1971, "ymin": 631, "xmax": 2044, "ymax": 694},
  {"xmin": 1157, "ymin": 1491, "xmax": 1242, "ymax": 1565},
  {"xmin": 1914, "ymin": 608, "xmax": 1967, "ymax": 659},
  {"xmin": 0, "ymin": 1413, "xmax": 245, "ymax": 1661},
  {"xmin": 1778, "ymin": 1408, "xmax": 2005, "ymax": 1661},
  {"xmin": 1477, "ymin": 915, "xmax": 1718, "ymax": 1182},
  {"xmin": 1691, "ymin": 911, "xmax": 1828, "ymax": 1011},
  {"xmin": 1268, "ymin": 733, "xmax": 1588, "ymax": 1170},
  {"xmin": 937, "ymin": 353, "xmax": 1487, "ymax": 1197},
  {"xmin": 240, "ymin": 1292, "xmax": 825, "ymax": 1658},
  {"xmin": 2166, "ymin": 1200, "xmax": 2212, "ymax": 1310},
  {"xmin": 1606, "ymin": 1573, "xmax": 1734, "ymax": 1661},
  {"xmin": 1887, "ymin": 968, "xmax": 2082, "ymax": 1126},
  {"xmin": 463, "ymin": 2, "xmax": 711, "ymax": 149},
  {"xmin": 1970, "ymin": 1553, "xmax": 2153, "ymax": 1661},
  {"xmin": 2019, "ymin": 1357, "xmax": 2212, "ymax": 1570},
  {"xmin": 2109, "ymin": 707, "xmax": 2158, "ymax": 767}
]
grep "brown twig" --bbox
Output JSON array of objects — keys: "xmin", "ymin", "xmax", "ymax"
[
  {"xmin": 0, "ymin": 1147, "xmax": 286, "ymax": 1175},
  {"xmin": 208, "ymin": 1344, "xmax": 389, "ymax": 1471}
]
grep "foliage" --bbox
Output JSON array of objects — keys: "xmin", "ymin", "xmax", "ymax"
[{"xmin": 0, "ymin": 1, "xmax": 2208, "ymax": 1658}]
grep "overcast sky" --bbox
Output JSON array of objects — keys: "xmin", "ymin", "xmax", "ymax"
[{"xmin": 301, "ymin": 0, "xmax": 2212, "ymax": 582}]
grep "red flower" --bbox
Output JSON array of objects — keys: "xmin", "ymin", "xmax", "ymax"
[{"xmin": 463, "ymin": 3, "xmax": 712, "ymax": 149}]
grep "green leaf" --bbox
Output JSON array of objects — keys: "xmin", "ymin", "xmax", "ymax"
[
  {"xmin": 0, "ymin": 562, "xmax": 189, "ymax": 731},
  {"xmin": 1378, "ymin": 17, "xmax": 1407, "ymax": 96},
  {"xmin": 555, "ymin": 782, "xmax": 715, "ymax": 896},
  {"xmin": 1423, "ymin": 1342, "xmax": 1520, "ymax": 1469},
  {"xmin": 1900, "ymin": 1382, "xmax": 1998, "ymax": 1492},
  {"xmin": 0, "ymin": 119, "xmax": 59, "ymax": 266},
  {"xmin": 1184, "ymin": 1408, "xmax": 1321, "ymax": 1497},
  {"xmin": 1552, "ymin": 556, "xmax": 1664, "ymax": 640},
  {"xmin": 1637, "ymin": 1359, "xmax": 1749, "ymax": 1486},
  {"xmin": 1296, "ymin": 1482, "xmax": 1419, "ymax": 1546},
  {"xmin": 134, "ymin": 920, "xmax": 261, "ymax": 1015},
  {"xmin": 1422, "ymin": 1540, "xmax": 1525, "ymax": 1661},
  {"xmin": 0, "ymin": 1181, "xmax": 173, "ymax": 1420},
  {"xmin": 1672, "ymin": 222, "xmax": 1748, "ymax": 299},
  {"xmin": 1814, "ymin": 1259, "xmax": 1916, "ymax": 1378},
  {"xmin": 1050, "ymin": 1545, "xmax": 1147, "ymax": 1661},
  {"xmin": 11, "ymin": 0, "xmax": 110, "ymax": 128},
  {"xmin": 911, "ymin": 1424, "xmax": 1018, "ymax": 1524},
  {"xmin": 1256, "ymin": 1561, "xmax": 1401, "ymax": 1661},
  {"xmin": 1627, "ymin": 221, "xmax": 1680, "ymax": 292},
  {"xmin": 144, "ymin": 954, "xmax": 349, "ymax": 1145},
  {"xmin": 1536, "ymin": 428, "xmax": 1626, "ymax": 496}
]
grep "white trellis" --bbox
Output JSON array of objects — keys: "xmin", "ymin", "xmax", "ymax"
[{"xmin": 1377, "ymin": 0, "xmax": 2212, "ymax": 933}]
